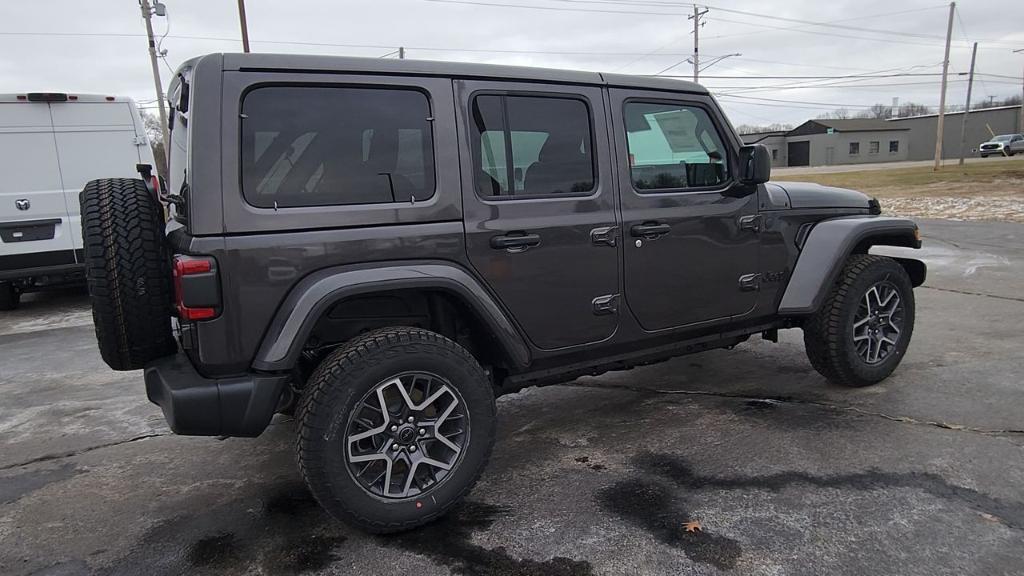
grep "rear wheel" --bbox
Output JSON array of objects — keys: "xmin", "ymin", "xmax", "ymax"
[
  {"xmin": 0, "ymin": 282, "xmax": 19, "ymax": 311},
  {"xmin": 297, "ymin": 327, "xmax": 495, "ymax": 533},
  {"xmin": 803, "ymin": 254, "xmax": 915, "ymax": 387},
  {"xmin": 80, "ymin": 178, "xmax": 176, "ymax": 370}
]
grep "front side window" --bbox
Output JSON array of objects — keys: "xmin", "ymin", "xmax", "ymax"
[
  {"xmin": 241, "ymin": 86, "xmax": 435, "ymax": 208},
  {"xmin": 471, "ymin": 94, "xmax": 595, "ymax": 198},
  {"xmin": 849, "ymin": 142, "xmax": 860, "ymax": 155},
  {"xmin": 624, "ymin": 102, "xmax": 729, "ymax": 191}
]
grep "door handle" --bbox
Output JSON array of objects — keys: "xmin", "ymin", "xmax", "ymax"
[
  {"xmin": 490, "ymin": 232, "xmax": 541, "ymax": 252},
  {"xmin": 630, "ymin": 222, "xmax": 671, "ymax": 239}
]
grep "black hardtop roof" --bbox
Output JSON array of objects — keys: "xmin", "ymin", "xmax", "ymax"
[{"xmin": 206, "ymin": 52, "xmax": 707, "ymax": 94}]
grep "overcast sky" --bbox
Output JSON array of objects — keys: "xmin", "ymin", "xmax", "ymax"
[{"xmin": 1, "ymin": 0, "xmax": 1022, "ymax": 126}]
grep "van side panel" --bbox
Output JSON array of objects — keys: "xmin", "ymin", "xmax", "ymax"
[{"xmin": 0, "ymin": 102, "xmax": 77, "ymax": 267}]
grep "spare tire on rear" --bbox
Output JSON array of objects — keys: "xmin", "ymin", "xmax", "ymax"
[{"xmin": 81, "ymin": 178, "xmax": 176, "ymax": 371}]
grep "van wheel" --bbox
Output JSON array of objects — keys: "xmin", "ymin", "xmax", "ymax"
[
  {"xmin": 803, "ymin": 254, "xmax": 915, "ymax": 387},
  {"xmin": 81, "ymin": 178, "xmax": 176, "ymax": 371},
  {"xmin": 297, "ymin": 327, "xmax": 495, "ymax": 533},
  {"xmin": 0, "ymin": 283, "xmax": 19, "ymax": 311}
]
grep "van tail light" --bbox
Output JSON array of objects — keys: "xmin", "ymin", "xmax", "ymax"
[
  {"xmin": 27, "ymin": 92, "xmax": 68, "ymax": 102},
  {"xmin": 172, "ymin": 255, "xmax": 220, "ymax": 321}
]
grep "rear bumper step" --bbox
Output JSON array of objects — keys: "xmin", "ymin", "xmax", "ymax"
[{"xmin": 144, "ymin": 353, "xmax": 288, "ymax": 437}]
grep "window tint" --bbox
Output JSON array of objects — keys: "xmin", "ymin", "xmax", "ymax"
[
  {"xmin": 889, "ymin": 140, "xmax": 899, "ymax": 153},
  {"xmin": 624, "ymin": 102, "xmax": 728, "ymax": 191},
  {"xmin": 849, "ymin": 142, "xmax": 860, "ymax": 155},
  {"xmin": 472, "ymin": 94, "xmax": 595, "ymax": 198},
  {"xmin": 241, "ymin": 86, "xmax": 434, "ymax": 208}
]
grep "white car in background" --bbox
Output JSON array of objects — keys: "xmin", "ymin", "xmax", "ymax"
[
  {"xmin": 0, "ymin": 92, "xmax": 155, "ymax": 309},
  {"xmin": 979, "ymin": 133, "xmax": 1024, "ymax": 157}
]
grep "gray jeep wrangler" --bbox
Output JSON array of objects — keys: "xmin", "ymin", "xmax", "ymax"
[{"xmin": 80, "ymin": 53, "xmax": 925, "ymax": 533}]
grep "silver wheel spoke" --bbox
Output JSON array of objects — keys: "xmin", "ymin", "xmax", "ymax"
[
  {"xmin": 344, "ymin": 372, "xmax": 469, "ymax": 500},
  {"xmin": 852, "ymin": 280, "xmax": 905, "ymax": 365}
]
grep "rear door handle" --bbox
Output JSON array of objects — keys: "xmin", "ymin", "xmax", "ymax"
[
  {"xmin": 630, "ymin": 222, "xmax": 671, "ymax": 239},
  {"xmin": 490, "ymin": 232, "xmax": 541, "ymax": 252}
]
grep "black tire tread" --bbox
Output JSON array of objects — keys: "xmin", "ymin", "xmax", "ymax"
[
  {"xmin": 0, "ymin": 283, "xmax": 19, "ymax": 311},
  {"xmin": 804, "ymin": 254, "xmax": 911, "ymax": 387},
  {"xmin": 81, "ymin": 178, "xmax": 176, "ymax": 371},
  {"xmin": 296, "ymin": 326, "xmax": 495, "ymax": 534}
]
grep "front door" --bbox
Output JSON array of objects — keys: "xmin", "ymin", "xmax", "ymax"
[
  {"xmin": 610, "ymin": 89, "xmax": 759, "ymax": 332},
  {"xmin": 457, "ymin": 80, "xmax": 619, "ymax": 350}
]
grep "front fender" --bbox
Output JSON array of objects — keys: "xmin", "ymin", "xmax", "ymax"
[
  {"xmin": 778, "ymin": 216, "xmax": 923, "ymax": 315},
  {"xmin": 251, "ymin": 260, "xmax": 531, "ymax": 371}
]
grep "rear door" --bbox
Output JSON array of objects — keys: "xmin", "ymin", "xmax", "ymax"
[
  {"xmin": 49, "ymin": 101, "xmax": 145, "ymax": 251},
  {"xmin": 456, "ymin": 80, "xmax": 620, "ymax": 350},
  {"xmin": 0, "ymin": 101, "xmax": 77, "ymax": 268},
  {"xmin": 610, "ymin": 89, "xmax": 759, "ymax": 332}
]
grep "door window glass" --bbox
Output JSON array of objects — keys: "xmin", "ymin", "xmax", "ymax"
[
  {"xmin": 624, "ymin": 102, "xmax": 729, "ymax": 191},
  {"xmin": 471, "ymin": 94, "xmax": 595, "ymax": 198},
  {"xmin": 241, "ymin": 86, "xmax": 435, "ymax": 208}
]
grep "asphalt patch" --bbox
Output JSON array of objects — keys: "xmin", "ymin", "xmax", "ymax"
[{"xmin": 388, "ymin": 500, "xmax": 593, "ymax": 576}]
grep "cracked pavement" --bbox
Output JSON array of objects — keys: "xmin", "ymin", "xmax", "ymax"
[{"xmin": 1, "ymin": 219, "xmax": 1022, "ymax": 575}]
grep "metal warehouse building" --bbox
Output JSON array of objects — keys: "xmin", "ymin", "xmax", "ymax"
[{"xmin": 742, "ymin": 105, "xmax": 1023, "ymax": 167}]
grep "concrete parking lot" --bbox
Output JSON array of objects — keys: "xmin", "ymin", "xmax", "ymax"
[{"xmin": 1, "ymin": 218, "xmax": 1022, "ymax": 576}]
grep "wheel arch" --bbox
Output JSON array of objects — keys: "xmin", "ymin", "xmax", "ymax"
[
  {"xmin": 252, "ymin": 261, "xmax": 531, "ymax": 372},
  {"xmin": 778, "ymin": 216, "xmax": 925, "ymax": 316}
]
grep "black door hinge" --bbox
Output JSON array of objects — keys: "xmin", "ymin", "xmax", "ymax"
[
  {"xmin": 738, "ymin": 273, "xmax": 761, "ymax": 291},
  {"xmin": 590, "ymin": 226, "xmax": 619, "ymax": 247},
  {"xmin": 592, "ymin": 293, "xmax": 620, "ymax": 315},
  {"xmin": 739, "ymin": 214, "xmax": 764, "ymax": 233}
]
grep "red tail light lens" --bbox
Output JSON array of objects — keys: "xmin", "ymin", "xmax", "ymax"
[{"xmin": 172, "ymin": 256, "xmax": 218, "ymax": 321}]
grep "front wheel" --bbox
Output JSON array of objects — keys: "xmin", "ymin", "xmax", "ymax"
[
  {"xmin": 296, "ymin": 327, "xmax": 496, "ymax": 533},
  {"xmin": 803, "ymin": 254, "xmax": 915, "ymax": 387}
]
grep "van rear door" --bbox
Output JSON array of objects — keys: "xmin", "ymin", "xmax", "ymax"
[
  {"xmin": 0, "ymin": 100, "xmax": 78, "ymax": 269},
  {"xmin": 49, "ymin": 101, "xmax": 147, "ymax": 252}
]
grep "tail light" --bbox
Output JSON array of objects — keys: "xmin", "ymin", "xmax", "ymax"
[{"xmin": 172, "ymin": 255, "xmax": 220, "ymax": 320}]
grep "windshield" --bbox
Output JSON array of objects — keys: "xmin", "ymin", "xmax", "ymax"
[{"xmin": 993, "ymin": 135, "xmax": 1015, "ymax": 142}]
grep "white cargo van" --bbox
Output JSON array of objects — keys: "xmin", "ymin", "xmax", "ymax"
[{"xmin": 0, "ymin": 92, "xmax": 155, "ymax": 309}]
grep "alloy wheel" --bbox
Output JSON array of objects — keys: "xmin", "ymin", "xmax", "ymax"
[{"xmin": 852, "ymin": 281, "xmax": 904, "ymax": 364}]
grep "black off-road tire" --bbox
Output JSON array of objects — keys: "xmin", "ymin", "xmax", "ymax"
[
  {"xmin": 81, "ymin": 178, "xmax": 176, "ymax": 371},
  {"xmin": 297, "ymin": 327, "xmax": 496, "ymax": 534},
  {"xmin": 0, "ymin": 282, "xmax": 19, "ymax": 311},
  {"xmin": 803, "ymin": 254, "xmax": 915, "ymax": 387}
]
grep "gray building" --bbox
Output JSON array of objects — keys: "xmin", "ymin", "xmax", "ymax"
[
  {"xmin": 886, "ymin": 105, "xmax": 1023, "ymax": 161},
  {"xmin": 742, "ymin": 119, "xmax": 909, "ymax": 168}
]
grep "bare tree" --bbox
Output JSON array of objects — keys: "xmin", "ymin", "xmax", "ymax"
[
  {"xmin": 735, "ymin": 123, "xmax": 793, "ymax": 135},
  {"xmin": 895, "ymin": 102, "xmax": 931, "ymax": 117},
  {"xmin": 140, "ymin": 110, "xmax": 168, "ymax": 179},
  {"xmin": 856, "ymin": 104, "xmax": 892, "ymax": 119},
  {"xmin": 816, "ymin": 108, "xmax": 851, "ymax": 120}
]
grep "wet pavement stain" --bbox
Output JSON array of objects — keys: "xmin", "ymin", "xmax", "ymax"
[
  {"xmin": 0, "ymin": 462, "xmax": 79, "ymax": 504},
  {"xmin": 388, "ymin": 501, "xmax": 594, "ymax": 576},
  {"xmin": 597, "ymin": 479, "xmax": 743, "ymax": 570},
  {"xmin": 636, "ymin": 451, "xmax": 1024, "ymax": 530},
  {"xmin": 100, "ymin": 481, "xmax": 347, "ymax": 576}
]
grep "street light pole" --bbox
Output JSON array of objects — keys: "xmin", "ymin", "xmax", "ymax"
[
  {"xmin": 933, "ymin": 1, "xmax": 955, "ymax": 171},
  {"xmin": 958, "ymin": 42, "xmax": 977, "ymax": 166},
  {"xmin": 237, "ymin": 0, "xmax": 250, "ymax": 53},
  {"xmin": 1015, "ymin": 49, "xmax": 1024, "ymax": 133},
  {"xmin": 139, "ymin": 0, "xmax": 169, "ymax": 168}
]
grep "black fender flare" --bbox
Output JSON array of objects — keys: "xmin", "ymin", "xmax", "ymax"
[
  {"xmin": 778, "ymin": 216, "xmax": 925, "ymax": 315},
  {"xmin": 251, "ymin": 260, "xmax": 531, "ymax": 371}
]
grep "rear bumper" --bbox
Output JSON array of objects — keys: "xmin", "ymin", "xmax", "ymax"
[
  {"xmin": 144, "ymin": 352, "xmax": 288, "ymax": 437},
  {"xmin": 0, "ymin": 250, "xmax": 85, "ymax": 285}
]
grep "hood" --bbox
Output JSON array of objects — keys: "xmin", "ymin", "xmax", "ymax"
[{"xmin": 767, "ymin": 181, "xmax": 873, "ymax": 210}]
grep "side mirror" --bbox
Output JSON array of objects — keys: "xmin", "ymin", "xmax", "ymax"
[{"xmin": 738, "ymin": 144, "xmax": 771, "ymax": 185}]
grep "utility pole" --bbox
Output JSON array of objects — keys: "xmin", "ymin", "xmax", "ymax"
[
  {"xmin": 958, "ymin": 42, "xmax": 977, "ymax": 166},
  {"xmin": 1015, "ymin": 49, "xmax": 1024, "ymax": 133},
  {"xmin": 237, "ymin": 0, "xmax": 250, "ymax": 53},
  {"xmin": 399, "ymin": 46, "xmax": 405, "ymax": 59},
  {"xmin": 139, "ymin": 0, "xmax": 169, "ymax": 168},
  {"xmin": 933, "ymin": 1, "xmax": 955, "ymax": 171},
  {"xmin": 688, "ymin": 5, "xmax": 708, "ymax": 82}
]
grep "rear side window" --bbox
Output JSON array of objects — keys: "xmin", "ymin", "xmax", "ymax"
[
  {"xmin": 624, "ymin": 102, "xmax": 729, "ymax": 191},
  {"xmin": 241, "ymin": 86, "xmax": 435, "ymax": 208},
  {"xmin": 471, "ymin": 94, "xmax": 595, "ymax": 198}
]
